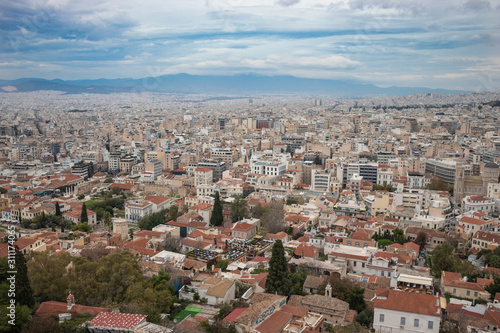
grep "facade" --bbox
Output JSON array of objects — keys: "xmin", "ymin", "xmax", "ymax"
[
  {"xmin": 373, "ymin": 289, "xmax": 441, "ymax": 333},
  {"xmin": 462, "ymin": 195, "xmax": 496, "ymax": 214}
]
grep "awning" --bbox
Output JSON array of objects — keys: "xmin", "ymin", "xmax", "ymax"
[{"xmin": 398, "ymin": 274, "xmax": 433, "ymax": 286}]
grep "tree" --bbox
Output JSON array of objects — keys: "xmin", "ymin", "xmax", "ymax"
[
  {"xmin": 0, "ymin": 187, "xmax": 7, "ymax": 194},
  {"xmin": 162, "ymin": 236, "xmax": 182, "ymax": 253},
  {"xmin": 103, "ymin": 211, "xmax": 111, "ymax": 231},
  {"xmin": 55, "ymin": 202, "xmax": 61, "ymax": 216},
  {"xmin": 377, "ymin": 239, "xmax": 394, "ymax": 248},
  {"xmin": 430, "ymin": 243, "xmax": 456, "ymax": 277},
  {"xmin": 265, "ymin": 240, "xmax": 292, "ymax": 295},
  {"xmin": 486, "ymin": 276, "xmax": 500, "ymax": 300},
  {"xmin": 415, "ymin": 231, "xmax": 428, "ymax": 253},
  {"xmin": 168, "ymin": 205, "xmax": 179, "ymax": 221},
  {"xmin": 15, "ymin": 248, "xmax": 35, "ymax": 308},
  {"xmin": 103, "ymin": 178, "xmax": 113, "ymax": 183},
  {"xmin": 346, "ymin": 287, "xmax": 366, "ymax": 314},
  {"xmin": 426, "ymin": 177, "xmax": 452, "ymax": 191},
  {"xmin": 314, "ymin": 153, "xmax": 322, "ymax": 165},
  {"xmin": 210, "ymin": 192, "xmax": 224, "ymax": 227},
  {"xmin": 250, "ymin": 204, "xmax": 265, "ymax": 219},
  {"xmin": 230, "ymin": 196, "xmax": 248, "ymax": 222},
  {"xmin": 80, "ymin": 203, "xmax": 88, "ymax": 223},
  {"xmin": 21, "ymin": 317, "xmax": 63, "ymax": 333},
  {"xmin": 0, "ymin": 304, "xmax": 31, "ymax": 333},
  {"xmin": 260, "ymin": 206, "xmax": 285, "ymax": 234},
  {"xmin": 71, "ymin": 222, "xmax": 92, "ymax": 233}
]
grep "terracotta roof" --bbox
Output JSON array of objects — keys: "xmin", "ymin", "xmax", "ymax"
[
  {"xmin": 144, "ymin": 195, "xmax": 170, "ymax": 205},
  {"xmin": 255, "ymin": 311, "xmax": 293, "ymax": 333},
  {"xmin": 374, "ymin": 289, "xmax": 441, "ymax": 317},
  {"xmin": 460, "ymin": 216, "xmax": 488, "ymax": 225},
  {"xmin": 294, "ymin": 244, "xmax": 319, "ymax": 259},
  {"xmin": 222, "ymin": 308, "xmax": 247, "ymax": 323},
  {"xmin": 34, "ymin": 301, "xmax": 111, "ymax": 318},
  {"xmin": 14, "ymin": 237, "xmax": 38, "ymax": 249},
  {"xmin": 206, "ymin": 280, "xmax": 234, "ymax": 298},
  {"xmin": 189, "ymin": 203, "xmax": 213, "ymax": 211},
  {"xmin": 232, "ymin": 222, "xmax": 256, "ymax": 232},
  {"xmin": 89, "ymin": 312, "xmax": 146, "ymax": 329}
]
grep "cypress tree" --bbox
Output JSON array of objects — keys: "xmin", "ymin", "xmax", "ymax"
[
  {"xmin": 265, "ymin": 240, "xmax": 292, "ymax": 295},
  {"xmin": 55, "ymin": 202, "xmax": 61, "ymax": 216},
  {"xmin": 80, "ymin": 202, "xmax": 88, "ymax": 223},
  {"xmin": 15, "ymin": 248, "xmax": 35, "ymax": 308},
  {"xmin": 210, "ymin": 192, "xmax": 224, "ymax": 227}
]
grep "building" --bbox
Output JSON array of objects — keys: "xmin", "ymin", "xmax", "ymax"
[
  {"xmin": 88, "ymin": 312, "xmax": 147, "ymax": 332},
  {"xmin": 441, "ymin": 271, "xmax": 492, "ymax": 301},
  {"xmin": 462, "ymin": 196, "xmax": 496, "ymax": 214},
  {"xmin": 373, "ymin": 289, "xmax": 441, "ymax": 333},
  {"xmin": 194, "ymin": 167, "xmax": 214, "ymax": 187},
  {"xmin": 472, "ymin": 231, "xmax": 500, "ymax": 251}
]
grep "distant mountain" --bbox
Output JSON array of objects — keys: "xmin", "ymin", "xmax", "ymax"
[{"xmin": 0, "ymin": 74, "xmax": 467, "ymax": 96}]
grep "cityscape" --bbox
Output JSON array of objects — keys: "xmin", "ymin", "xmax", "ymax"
[{"xmin": 1, "ymin": 1, "xmax": 500, "ymax": 333}]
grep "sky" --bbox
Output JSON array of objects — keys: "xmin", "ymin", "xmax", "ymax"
[{"xmin": 0, "ymin": 0, "xmax": 499, "ymax": 91}]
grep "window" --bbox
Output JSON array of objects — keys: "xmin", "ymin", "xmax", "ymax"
[
  {"xmin": 353, "ymin": 261, "xmax": 357, "ymax": 267},
  {"xmin": 453, "ymin": 289, "xmax": 456, "ymax": 294},
  {"xmin": 474, "ymin": 292, "xmax": 478, "ymax": 297},
  {"xmin": 467, "ymin": 290, "xmax": 470, "ymax": 296},
  {"xmin": 400, "ymin": 317, "xmax": 406, "ymax": 326},
  {"xmin": 428, "ymin": 321, "xmax": 434, "ymax": 329},
  {"xmin": 414, "ymin": 319, "xmax": 419, "ymax": 327},
  {"xmin": 379, "ymin": 314, "xmax": 384, "ymax": 322}
]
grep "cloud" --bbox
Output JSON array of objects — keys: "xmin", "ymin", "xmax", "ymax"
[
  {"xmin": 0, "ymin": 0, "xmax": 498, "ymax": 90},
  {"xmin": 463, "ymin": 0, "xmax": 492, "ymax": 11},
  {"xmin": 275, "ymin": 0, "xmax": 300, "ymax": 7}
]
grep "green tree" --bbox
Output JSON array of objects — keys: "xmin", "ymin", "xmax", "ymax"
[
  {"xmin": 0, "ymin": 187, "xmax": 7, "ymax": 194},
  {"xmin": 103, "ymin": 211, "xmax": 112, "ymax": 232},
  {"xmin": 486, "ymin": 276, "xmax": 500, "ymax": 300},
  {"xmin": 0, "ymin": 304, "xmax": 31, "ymax": 333},
  {"xmin": 346, "ymin": 287, "xmax": 366, "ymax": 314},
  {"xmin": 265, "ymin": 240, "xmax": 292, "ymax": 295},
  {"xmin": 430, "ymin": 243, "xmax": 456, "ymax": 277},
  {"xmin": 21, "ymin": 316, "xmax": 63, "ymax": 333},
  {"xmin": 103, "ymin": 178, "xmax": 113, "ymax": 183},
  {"xmin": 138, "ymin": 209, "xmax": 169, "ymax": 230},
  {"xmin": 377, "ymin": 239, "xmax": 394, "ymax": 248},
  {"xmin": 55, "ymin": 202, "xmax": 61, "ymax": 216},
  {"xmin": 356, "ymin": 309, "xmax": 373, "ymax": 328},
  {"xmin": 415, "ymin": 231, "xmax": 428, "ymax": 253},
  {"xmin": 230, "ymin": 196, "xmax": 248, "ymax": 222},
  {"xmin": 15, "ymin": 248, "xmax": 35, "ymax": 308},
  {"xmin": 393, "ymin": 228, "xmax": 406, "ymax": 245},
  {"xmin": 210, "ymin": 192, "xmax": 224, "ymax": 227},
  {"xmin": 80, "ymin": 203, "xmax": 88, "ymax": 223},
  {"xmin": 168, "ymin": 205, "xmax": 179, "ymax": 221},
  {"xmin": 426, "ymin": 177, "xmax": 452, "ymax": 191},
  {"xmin": 71, "ymin": 222, "xmax": 92, "ymax": 233}
]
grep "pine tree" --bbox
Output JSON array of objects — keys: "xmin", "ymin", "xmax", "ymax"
[
  {"xmin": 80, "ymin": 202, "xmax": 88, "ymax": 223},
  {"xmin": 15, "ymin": 248, "xmax": 35, "ymax": 308},
  {"xmin": 210, "ymin": 192, "xmax": 224, "ymax": 227},
  {"xmin": 55, "ymin": 202, "xmax": 61, "ymax": 216},
  {"xmin": 265, "ymin": 240, "xmax": 292, "ymax": 295}
]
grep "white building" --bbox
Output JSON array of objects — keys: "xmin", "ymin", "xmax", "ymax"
[
  {"xmin": 373, "ymin": 289, "xmax": 441, "ymax": 333},
  {"xmin": 462, "ymin": 195, "xmax": 496, "ymax": 214}
]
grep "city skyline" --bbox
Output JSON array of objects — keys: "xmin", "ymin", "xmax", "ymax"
[{"xmin": 1, "ymin": 0, "xmax": 499, "ymax": 92}]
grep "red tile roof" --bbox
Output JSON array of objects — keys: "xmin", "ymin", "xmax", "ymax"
[
  {"xmin": 374, "ymin": 289, "xmax": 441, "ymax": 317},
  {"xmin": 89, "ymin": 312, "xmax": 146, "ymax": 329},
  {"xmin": 34, "ymin": 301, "xmax": 111, "ymax": 318}
]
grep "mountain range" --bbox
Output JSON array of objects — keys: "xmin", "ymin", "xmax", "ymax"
[{"xmin": 0, "ymin": 74, "xmax": 467, "ymax": 96}]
